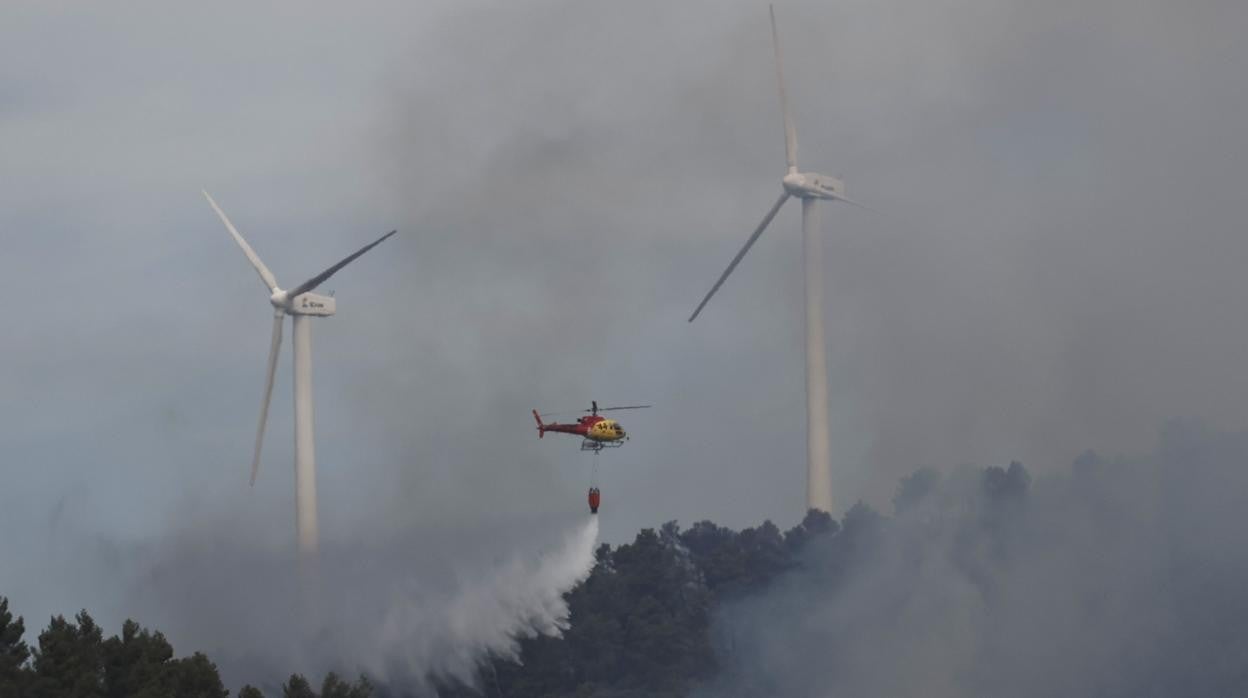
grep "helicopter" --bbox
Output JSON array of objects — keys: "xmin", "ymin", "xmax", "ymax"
[
  {"xmin": 532, "ymin": 401, "xmax": 650, "ymax": 514},
  {"xmin": 532, "ymin": 401, "xmax": 650, "ymax": 452}
]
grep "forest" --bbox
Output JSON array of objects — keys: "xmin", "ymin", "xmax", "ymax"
[{"xmin": 5, "ymin": 420, "xmax": 1248, "ymax": 696}]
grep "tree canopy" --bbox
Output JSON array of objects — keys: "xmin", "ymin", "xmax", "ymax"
[
  {"xmin": 12, "ymin": 429, "xmax": 1248, "ymax": 697},
  {"xmin": 0, "ymin": 606, "xmax": 369, "ymax": 698}
]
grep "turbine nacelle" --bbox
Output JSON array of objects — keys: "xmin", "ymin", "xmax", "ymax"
[
  {"xmin": 289, "ymin": 292, "xmax": 335, "ymax": 317},
  {"xmin": 267, "ymin": 288, "xmax": 335, "ymax": 316},
  {"xmin": 782, "ymin": 172, "xmax": 845, "ymax": 200}
]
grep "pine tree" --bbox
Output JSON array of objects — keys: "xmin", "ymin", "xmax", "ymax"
[
  {"xmin": 102, "ymin": 619, "xmax": 173, "ymax": 697},
  {"xmin": 321, "ymin": 671, "xmax": 373, "ymax": 697},
  {"xmin": 165, "ymin": 652, "xmax": 229, "ymax": 697},
  {"xmin": 0, "ymin": 597, "xmax": 30, "ymax": 694},
  {"xmin": 30, "ymin": 611, "xmax": 105, "ymax": 697},
  {"xmin": 283, "ymin": 673, "xmax": 318, "ymax": 698}
]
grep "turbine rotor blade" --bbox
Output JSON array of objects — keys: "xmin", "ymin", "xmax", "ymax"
[
  {"xmin": 689, "ymin": 192, "xmax": 791, "ymax": 322},
  {"xmin": 287, "ymin": 229, "xmax": 397, "ymax": 299},
  {"xmin": 830, "ymin": 193, "xmax": 881, "ymax": 214},
  {"xmin": 250, "ymin": 310, "xmax": 284, "ymax": 486},
  {"xmin": 203, "ymin": 190, "xmax": 280, "ymax": 293},
  {"xmin": 770, "ymin": 5, "xmax": 798, "ymax": 172}
]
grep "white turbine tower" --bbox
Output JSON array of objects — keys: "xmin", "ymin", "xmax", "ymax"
[
  {"xmin": 204, "ymin": 190, "xmax": 396, "ymax": 557},
  {"xmin": 689, "ymin": 6, "xmax": 868, "ymax": 514}
]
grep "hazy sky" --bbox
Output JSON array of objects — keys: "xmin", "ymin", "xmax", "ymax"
[{"xmin": 2, "ymin": 0, "xmax": 1248, "ymax": 637}]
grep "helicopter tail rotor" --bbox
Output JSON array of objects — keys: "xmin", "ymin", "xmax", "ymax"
[{"xmin": 532, "ymin": 409, "xmax": 546, "ymax": 438}]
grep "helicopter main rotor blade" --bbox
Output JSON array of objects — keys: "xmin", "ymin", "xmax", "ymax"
[
  {"xmin": 536, "ymin": 409, "xmax": 582, "ymax": 418},
  {"xmin": 539, "ymin": 404, "xmax": 652, "ymax": 417}
]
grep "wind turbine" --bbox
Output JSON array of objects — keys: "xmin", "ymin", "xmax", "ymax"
[
  {"xmin": 689, "ymin": 6, "xmax": 867, "ymax": 514},
  {"xmin": 204, "ymin": 190, "xmax": 396, "ymax": 557}
]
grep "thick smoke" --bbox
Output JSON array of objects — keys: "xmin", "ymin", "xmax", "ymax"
[
  {"xmin": 697, "ymin": 421, "xmax": 1248, "ymax": 697},
  {"xmin": 122, "ymin": 511, "xmax": 599, "ymax": 692}
]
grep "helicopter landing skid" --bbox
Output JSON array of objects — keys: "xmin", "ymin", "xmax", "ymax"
[{"xmin": 581, "ymin": 440, "xmax": 623, "ymax": 453}]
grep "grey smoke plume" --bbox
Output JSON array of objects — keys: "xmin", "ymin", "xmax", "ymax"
[
  {"xmin": 123, "ymin": 511, "xmax": 600, "ymax": 692},
  {"xmin": 697, "ymin": 421, "xmax": 1248, "ymax": 697}
]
